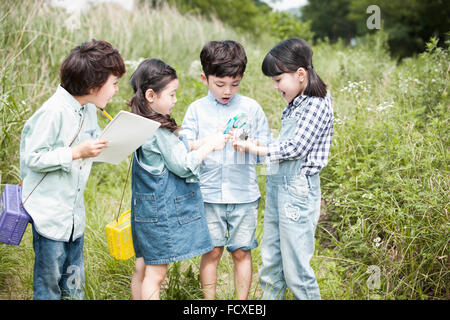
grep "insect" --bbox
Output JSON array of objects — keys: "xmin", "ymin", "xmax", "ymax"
[{"xmin": 238, "ymin": 128, "xmax": 249, "ymax": 141}]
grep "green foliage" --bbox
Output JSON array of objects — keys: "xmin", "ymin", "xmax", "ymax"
[
  {"xmin": 348, "ymin": 0, "xmax": 450, "ymax": 58},
  {"xmin": 0, "ymin": 93, "xmax": 26, "ymax": 183},
  {"xmin": 164, "ymin": 0, "xmax": 270, "ymax": 36},
  {"xmin": 301, "ymin": 0, "xmax": 357, "ymax": 43},
  {"xmin": 267, "ymin": 11, "xmax": 314, "ymax": 43},
  {"xmin": 320, "ymin": 33, "xmax": 449, "ymax": 299},
  {"xmin": 302, "ymin": 0, "xmax": 450, "ymax": 58},
  {"xmin": 162, "ymin": 261, "xmax": 204, "ymax": 299},
  {"xmin": 162, "ymin": 0, "xmax": 314, "ymax": 42}
]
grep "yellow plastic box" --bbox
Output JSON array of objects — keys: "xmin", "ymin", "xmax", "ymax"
[{"xmin": 105, "ymin": 210, "xmax": 135, "ymax": 260}]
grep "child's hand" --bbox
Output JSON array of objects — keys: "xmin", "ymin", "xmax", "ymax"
[
  {"xmin": 232, "ymin": 137, "xmax": 268, "ymax": 156},
  {"xmin": 216, "ymin": 125, "xmax": 226, "ymax": 134},
  {"xmin": 207, "ymin": 132, "xmax": 229, "ymax": 151},
  {"xmin": 72, "ymin": 139, "xmax": 108, "ymax": 160},
  {"xmin": 189, "ymin": 127, "xmax": 228, "ymax": 151},
  {"xmin": 232, "ymin": 139, "xmax": 253, "ymax": 154}
]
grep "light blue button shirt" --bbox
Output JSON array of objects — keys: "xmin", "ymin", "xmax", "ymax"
[
  {"xmin": 181, "ymin": 92, "xmax": 271, "ymax": 204},
  {"xmin": 20, "ymin": 85, "xmax": 101, "ymax": 241}
]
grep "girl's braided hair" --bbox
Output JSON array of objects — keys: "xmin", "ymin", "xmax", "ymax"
[{"xmin": 128, "ymin": 58, "xmax": 179, "ymax": 132}]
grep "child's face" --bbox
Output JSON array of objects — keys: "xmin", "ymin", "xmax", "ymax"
[
  {"xmin": 147, "ymin": 78, "xmax": 179, "ymax": 116},
  {"xmin": 272, "ymin": 71, "xmax": 306, "ymax": 103},
  {"xmin": 89, "ymin": 74, "xmax": 119, "ymax": 108},
  {"xmin": 201, "ymin": 74, "xmax": 242, "ymax": 104}
]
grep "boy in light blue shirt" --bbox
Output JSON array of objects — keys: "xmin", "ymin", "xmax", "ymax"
[
  {"xmin": 20, "ymin": 39, "xmax": 125, "ymax": 299},
  {"xmin": 181, "ymin": 40, "xmax": 270, "ymax": 299}
]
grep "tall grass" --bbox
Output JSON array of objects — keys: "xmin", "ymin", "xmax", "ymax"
[
  {"xmin": 318, "ymin": 36, "xmax": 449, "ymax": 299},
  {"xmin": 0, "ymin": 0, "xmax": 448, "ymax": 299}
]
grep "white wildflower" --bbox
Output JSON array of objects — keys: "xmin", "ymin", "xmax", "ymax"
[
  {"xmin": 334, "ymin": 118, "xmax": 344, "ymax": 125},
  {"xmin": 373, "ymin": 237, "xmax": 382, "ymax": 247},
  {"xmin": 376, "ymin": 101, "xmax": 394, "ymax": 112},
  {"xmin": 188, "ymin": 60, "xmax": 202, "ymax": 79},
  {"xmin": 125, "ymin": 57, "xmax": 145, "ymax": 72}
]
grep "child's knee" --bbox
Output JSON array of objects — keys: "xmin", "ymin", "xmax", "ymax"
[
  {"xmin": 134, "ymin": 258, "xmax": 146, "ymax": 276},
  {"xmin": 204, "ymin": 246, "xmax": 224, "ymax": 261},
  {"xmin": 231, "ymin": 249, "xmax": 251, "ymax": 263},
  {"xmin": 144, "ymin": 265, "xmax": 167, "ymax": 284}
]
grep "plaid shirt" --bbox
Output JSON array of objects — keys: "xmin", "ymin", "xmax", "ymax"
[{"xmin": 267, "ymin": 94, "xmax": 334, "ymax": 175}]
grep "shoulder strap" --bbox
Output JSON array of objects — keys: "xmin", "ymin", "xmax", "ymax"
[
  {"xmin": 116, "ymin": 155, "xmax": 132, "ymax": 221},
  {"xmin": 21, "ymin": 114, "xmax": 86, "ymax": 207}
]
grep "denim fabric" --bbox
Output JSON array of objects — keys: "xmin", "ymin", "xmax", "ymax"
[
  {"xmin": 131, "ymin": 148, "xmax": 213, "ymax": 265},
  {"xmin": 259, "ymin": 114, "xmax": 322, "ymax": 300},
  {"xmin": 32, "ymin": 225, "xmax": 85, "ymax": 300},
  {"xmin": 204, "ymin": 199, "xmax": 259, "ymax": 252}
]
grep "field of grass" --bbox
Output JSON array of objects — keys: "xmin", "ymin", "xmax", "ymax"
[{"xmin": 0, "ymin": 1, "xmax": 448, "ymax": 299}]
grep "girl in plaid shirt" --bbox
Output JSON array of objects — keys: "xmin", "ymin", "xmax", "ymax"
[{"xmin": 233, "ymin": 38, "xmax": 333, "ymax": 299}]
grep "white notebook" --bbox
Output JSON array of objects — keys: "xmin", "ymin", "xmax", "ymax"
[{"xmin": 94, "ymin": 110, "xmax": 160, "ymax": 164}]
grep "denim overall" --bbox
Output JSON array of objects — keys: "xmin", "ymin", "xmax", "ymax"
[
  {"xmin": 130, "ymin": 148, "xmax": 213, "ymax": 265},
  {"xmin": 259, "ymin": 104, "xmax": 322, "ymax": 300}
]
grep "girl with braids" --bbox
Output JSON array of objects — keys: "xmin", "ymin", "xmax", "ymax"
[
  {"xmin": 128, "ymin": 58, "xmax": 229, "ymax": 300},
  {"xmin": 233, "ymin": 38, "xmax": 334, "ymax": 300}
]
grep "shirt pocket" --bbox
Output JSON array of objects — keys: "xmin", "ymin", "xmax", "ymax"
[
  {"xmin": 278, "ymin": 118, "xmax": 299, "ymax": 141},
  {"xmin": 83, "ymin": 128, "xmax": 97, "ymax": 140},
  {"xmin": 174, "ymin": 190, "xmax": 201, "ymax": 225},
  {"xmin": 133, "ymin": 192, "xmax": 158, "ymax": 223}
]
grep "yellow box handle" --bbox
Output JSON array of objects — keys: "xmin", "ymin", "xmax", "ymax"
[{"xmin": 117, "ymin": 209, "xmax": 131, "ymax": 224}]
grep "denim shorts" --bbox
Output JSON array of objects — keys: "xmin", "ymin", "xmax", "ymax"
[{"xmin": 203, "ymin": 199, "xmax": 259, "ymax": 252}]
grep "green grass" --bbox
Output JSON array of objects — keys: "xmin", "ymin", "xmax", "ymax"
[{"xmin": 0, "ymin": 1, "xmax": 448, "ymax": 300}]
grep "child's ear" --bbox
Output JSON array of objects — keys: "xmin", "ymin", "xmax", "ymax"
[
  {"xmin": 200, "ymin": 73, "xmax": 208, "ymax": 85},
  {"xmin": 145, "ymin": 88, "xmax": 156, "ymax": 103},
  {"xmin": 295, "ymin": 67, "xmax": 307, "ymax": 82},
  {"xmin": 88, "ymin": 86, "xmax": 100, "ymax": 95}
]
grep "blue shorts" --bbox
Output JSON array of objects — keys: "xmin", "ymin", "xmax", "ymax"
[{"xmin": 203, "ymin": 199, "xmax": 259, "ymax": 252}]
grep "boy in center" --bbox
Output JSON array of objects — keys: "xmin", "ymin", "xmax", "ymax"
[{"xmin": 181, "ymin": 40, "xmax": 270, "ymax": 299}]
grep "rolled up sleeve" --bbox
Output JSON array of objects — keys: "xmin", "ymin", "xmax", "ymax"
[{"xmin": 155, "ymin": 129, "xmax": 201, "ymax": 178}]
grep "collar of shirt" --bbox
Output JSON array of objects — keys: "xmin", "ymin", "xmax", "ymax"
[
  {"xmin": 292, "ymin": 94, "xmax": 308, "ymax": 107},
  {"xmin": 282, "ymin": 94, "xmax": 308, "ymax": 118},
  {"xmin": 56, "ymin": 85, "xmax": 86, "ymax": 113},
  {"xmin": 207, "ymin": 90, "xmax": 238, "ymax": 107}
]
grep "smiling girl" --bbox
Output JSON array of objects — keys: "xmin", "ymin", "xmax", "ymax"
[{"xmin": 233, "ymin": 38, "xmax": 334, "ymax": 300}]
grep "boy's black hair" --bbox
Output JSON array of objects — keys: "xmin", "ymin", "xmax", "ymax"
[
  {"xmin": 60, "ymin": 39, "xmax": 126, "ymax": 96},
  {"xmin": 262, "ymin": 38, "xmax": 327, "ymax": 98},
  {"xmin": 200, "ymin": 40, "xmax": 247, "ymax": 78}
]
